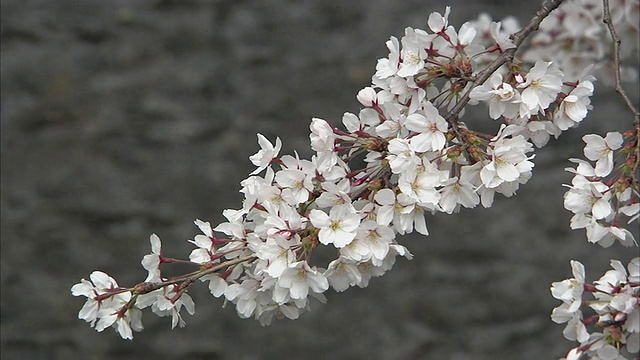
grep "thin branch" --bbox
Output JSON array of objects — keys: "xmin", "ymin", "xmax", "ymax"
[
  {"xmin": 444, "ymin": 0, "xmax": 565, "ymax": 123},
  {"xmin": 602, "ymin": 0, "xmax": 640, "ymax": 189},
  {"xmin": 134, "ymin": 255, "xmax": 256, "ymax": 295},
  {"xmin": 602, "ymin": 0, "xmax": 640, "ymax": 128}
]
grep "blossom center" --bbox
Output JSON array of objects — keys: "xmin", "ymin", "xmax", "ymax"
[
  {"xmin": 270, "ymin": 194, "xmax": 283, "ymax": 204},
  {"xmin": 295, "ymin": 269, "xmax": 308, "ymax": 281},
  {"xmin": 329, "ymin": 220, "xmax": 341, "ymax": 231},
  {"xmin": 405, "ymin": 51, "xmax": 420, "ymax": 65}
]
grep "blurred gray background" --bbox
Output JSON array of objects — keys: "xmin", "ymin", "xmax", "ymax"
[{"xmin": 1, "ymin": 0, "xmax": 638, "ymax": 359}]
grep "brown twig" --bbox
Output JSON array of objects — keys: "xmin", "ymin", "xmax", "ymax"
[
  {"xmin": 602, "ymin": 0, "xmax": 640, "ymax": 128},
  {"xmin": 133, "ymin": 255, "xmax": 256, "ymax": 295},
  {"xmin": 444, "ymin": 0, "xmax": 565, "ymax": 123},
  {"xmin": 602, "ymin": 0, "xmax": 640, "ymax": 188}
]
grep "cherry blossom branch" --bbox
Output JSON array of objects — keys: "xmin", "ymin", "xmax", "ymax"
[
  {"xmin": 71, "ymin": 1, "xmax": 639, "ymax": 348},
  {"xmin": 444, "ymin": 0, "xmax": 565, "ymax": 123}
]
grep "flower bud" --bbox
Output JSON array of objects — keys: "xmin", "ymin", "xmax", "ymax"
[
  {"xmin": 365, "ymin": 138, "xmax": 387, "ymax": 152},
  {"xmin": 514, "ymin": 72, "xmax": 525, "ymax": 84},
  {"xmin": 367, "ymin": 179, "xmax": 384, "ymax": 191},
  {"xmin": 596, "ymin": 313, "xmax": 614, "ymax": 327},
  {"xmin": 447, "ymin": 145, "xmax": 462, "ymax": 159},
  {"xmin": 467, "ymin": 146, "xmax": 484, "ymax": 162},
  {"xmin": 607, "ymin": 325, "xmax": 624, "ymax": 342},
  {"xmin": 613, "ymin": 312, "xmax": 627, "ymax": 323},
  {"xmin": 465, "ymin": 134, "xmax": 480, "ymax": 145},
  {"xmin": 623, "ymin": 129, "xmax": 637, "ymax": 138},
  {"xmin": 445, "ymin": 130, "xmax": 456, "ymax": 142},
  {"xmin": 356, "ymin": 87, "xmax": 378, "ymax": 107}
]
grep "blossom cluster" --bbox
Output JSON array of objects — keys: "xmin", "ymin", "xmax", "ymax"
[
  {"xmin": 68, "ymin": 6, "xmax": 538, "ymax": 338},
  {"xmin": 522, "ymin": 0, "xmax": 639, "ymax": 83},
  {"xmin": 555, "ymin": 127, "xmax": 639, "ymax": 359},
  {"xmin": 563, "ymin": 130, "xmax": 639, "ymax": 248},
  {"xmin": 552, "ymin": 258, "xmax": 640, "ymax": 359},
  {"xmin": 70, "ymin": 270, "xmax": 197, "ymax": 339},
  {"xmin": 71, "ymin": 4, "xmax": 638, "ymax": 357},
  {"xmin": 468, "ymin": 61, "xmax": 595, "ymax": 148}
]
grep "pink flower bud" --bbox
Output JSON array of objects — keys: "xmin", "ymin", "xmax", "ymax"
[{"xmin": 514, "ymin": 73, "xmax": 524, "ymax": 84}]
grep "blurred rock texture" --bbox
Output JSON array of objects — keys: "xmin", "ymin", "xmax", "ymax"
[{"xmin": 1, "ymin": 0, "xmax": 638, "ymax": 359}]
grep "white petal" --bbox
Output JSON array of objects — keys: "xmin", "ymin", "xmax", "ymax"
[{"xmin": 309, "ymin": 209, "xmax": 330, "ymax": 228}]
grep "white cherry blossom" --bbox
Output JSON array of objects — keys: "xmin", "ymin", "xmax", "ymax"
[
  {"xmin": 309, "ymin": 117, "xmax": 336, "ymax": 153},
  {"xmin": 583, "ymin": 132, "xmax": 623, "ymax": 177},
  {"xmin": 563, "ymin": 174, "xmax": 612, "ymax": 220},
  {"xmin": 375, "ymin": 36, "xmax": 400, "ymax": 80},
  {"xmin": 254, "ymin": 235, "xmax": 299, "ymax": 278},
  {"xmin": 324, "ymin": 257, "xmax": 362, "ymax": 292},
  {"xmin": 469, "ymin": 72, "xmax": 521, "ymax": 119},
  {"xmin": 141, "ymin": 234, "xmax": 162, "ymax": 282},
  {"xmin": 398, "ymin": 161, "xmax": 444, "ymax": 207},
  {"xmin": 405, "ymin": 101, "xmax": 449, "ymax": 152},
  {"xmin": 375, "ymin": 103, "xmax": 408, "ymax": 138},
  {"xmin": 277, "ymin": 261, "xmax": 329, "ymax": 300},
  {"xmin": 438, "ymin": 173, "xmax": 480, "ymax": 214},
  {"xmin": 386, "ymin": 138, "xmax": 421, "ymax": 174},
  {"xmin": 489, "ymin": 21, "xmax": 516, "ymax": 51},
  {"xmin": 275, "ymin": 169, "xmax": 313, "ymax": 204},
  {"xmin": 480, "ymin": 127, "xmax": 534, "ymax": 188},
  {"xmin": 550, "ymin": 260, "xmax": 585, "ymax": 312},
  {"xmin": 94, "ymin": 296, "xmax": 143, "ymax": 340},
  {"xmin": 356, "ymin": 221, "xmax": 395, "ymax": 265},
  {"xmin": 427, "ymin": 6, "xmax": 451, "ymax": 33},
  {"xmin": 71, "ymin": 271, "xmax": 122, "ymax": 326},
  {"xmin": 309, "ymin": 205, "xmax": 360, "ymax": 248},
  {"xmin": 225, "ymin": 279, "xmax": 260, "ymax": 318},
  {"xmin": 314, "ymin": 179, "xmax": 351, "ymax": 208},
  {"xmin": 148, "ymin": 287, "xmax": 195, "ymax": 329},
  {"xmin": 397, "ymin": 27, "xmax": 433, "ymax": 78},
  {"xmin": 518, "ymin": 61, "xmax": 564, "ymax": 114},
  {"xmin": 249, "ymin": 133, "xmax": 282, "ymax": 175},
  {"xmin": 554, "ymin": 79, "xmax": 594, "ymax": 130}
]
